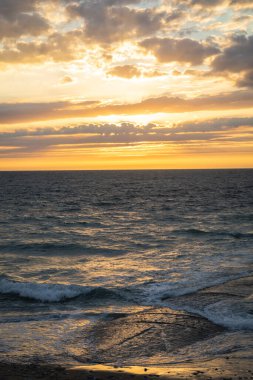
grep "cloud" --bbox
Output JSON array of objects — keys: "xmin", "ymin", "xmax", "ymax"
[
  {"xmin": 60, "ymin": 75, "xmax": 74, "ymax": 84},
  {"xmin": 212, "ymin": 35, "xmax": 253, "ymax": 74},
  {"xmin": 237, "ymin": 70, "xmax": 253, "ymax": 88},
  {"xmin": 107, "ymin": 65, "xmax": 142, "ymax": 78},
  {"xmin": 0, "ymin": 123, "xmax": 150, "ymax": 139},
  {"xmin": 1, "ymin": 118, "xmax": 242, "ymax": 141},
  {"xmin": 0, "ymin": 100, "xmax": 100, "ymax": 123},
  {"xmin": 212, "ymin": 34, "xmax": 253, "ymax": 88},
  {"xmin": 178, "ymin": 0, "xmax": 253, "ymax": 8},
  {"xmin": 1, "ymin": 91, "xmax": 253, "ymax": 124},
  {"xmin": 66, "ymin": 1, "xmax": 166, "ymax": 44},
  {"xmin": 107, "ymin": 64, "xmax": 167, "ymax": 78},
  {"xmin": 0, "ymin": 13, "xmax": 49, "ymax": 40},
  {"xmin": 0, "ymin": 0, "xmax": 169, "ymax": 66},
  {"xmin": 64, "ymin": 0, "xmax": 143, "ymax": 6},
  {"xmin": 229, "ymin": 0, "xmax": 253, "ymax": 6},
  {"xmin": 0, "ymin": 0, "xmax": 49, "ymax": 40},
  {"xmin": 0, "ymin": 0, "xmax": 38, "ymax": 20},
  {"xmin": 0, "ymin": 0, "xmax": 250, "ymax": 71},
  {"xmin": 0, "ymin": 31, "xmax": 84, "ymax": 65},
  {"xmin": 180, "ymin": 0, "xmax": 222, "ymax": 7},
  {"xmin": 86, "ymin": 91, "xmax": 253, "ymax": 117},
  {"xmin": 173, "ymin": 117, "xmax": 253, "ymax": 132},
  {"xmin": 139, "ymin": 37, "xmax": 219, "ymax": 65},
  {"xmin": 143, "ymin": 69, "xmax": 167, "ymax": 77},
  {"xmin": 0, "ymin": 116, "xmax": 252, "ymax": 157}
]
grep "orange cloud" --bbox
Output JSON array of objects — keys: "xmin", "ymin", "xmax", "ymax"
[
  {"xmin": 1, "ymin": 91, "xmax": 253, "ymax": 124},
  {"xmin": 107, "ymin": 65, "xmax": 142, "ymax": 78},
  {"xmin": 107, "ymin": 64, "xmax": 167, "ymax": 78}
]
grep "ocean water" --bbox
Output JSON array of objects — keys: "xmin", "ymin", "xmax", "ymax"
[{"xmin": 0, "ymin": 170, "xmax": 253, "ymax": 365}]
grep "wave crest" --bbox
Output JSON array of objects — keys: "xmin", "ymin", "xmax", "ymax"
[{"xmin": 0, "ymin": 279, "xmax": 120, "ymax": 303}]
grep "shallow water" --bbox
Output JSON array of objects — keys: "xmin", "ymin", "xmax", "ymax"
[{"xmin": 0, "ymin": 170, "xmax": 253, "ymax": 365}]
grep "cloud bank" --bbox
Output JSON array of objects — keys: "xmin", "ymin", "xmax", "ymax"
[
  {"xmin": 1, "ymin": 91, "xmax": 253, "ymax": 124},
  {"xmin": 1, "ymin": 116, "xmax": 252, "ymax": 157}
]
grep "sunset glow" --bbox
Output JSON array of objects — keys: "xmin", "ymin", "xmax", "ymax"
[{"xmin": 0, "ymin": 0, "xmax": 253, "ymax": 170}]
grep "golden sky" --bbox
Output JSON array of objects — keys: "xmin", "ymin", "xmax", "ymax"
[{"xmin": 0, "ymin": 0, "xmax": 253, "ymax": 169}]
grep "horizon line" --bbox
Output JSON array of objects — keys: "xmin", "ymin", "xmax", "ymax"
[{"xmin": 0, "ymin": 167, "xmax": 252, "ymax": 172}]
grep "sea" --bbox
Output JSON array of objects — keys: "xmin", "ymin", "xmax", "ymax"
[{"xmin": 0, "ymin": 169, "xmax": 253, "ymax": 366}]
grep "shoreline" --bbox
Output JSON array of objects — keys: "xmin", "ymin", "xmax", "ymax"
[
  {"xmin": 1, "ymin": 358, "xmax": 253, "ymax": 380},
  {"xmin": 1, "ymin": 276, "xmax": 253, "ymax": 379}
]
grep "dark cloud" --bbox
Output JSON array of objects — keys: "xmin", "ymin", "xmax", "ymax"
[
  {"xmin": 0, "ymin": 13, "xmax": 49, "ymax": 40},
  {"xmin": 0, "ymin": 123, "xmax": 225, "ymax": 150},
  {"xmin": 237, "ymin": 70, "xmax": 253, "ymax": 88},
  {"xmin": 0, "ymin": 101, "xmax": 65, "ymax": 123},
  {"xmin": 139, "ymin": 37, "xmax": 219, "ymax": 64},
  {"xmin": 178, "ymin": 0, "xmax": 253, "ymax": 7},
  {"xmin": 230, "ymin": 0, "xmax": 253, "ymax": 5},
  {"xmin": 0, "ymin": 0, "xmax": 49, "ymax": 40},
  {"xmin": 212, "ymin": 34, "xmax": 253, "ymax": 88},
  {"xmin": 0, "ymin": 0, "xmax": 38, "ymax": 20},
  {"xmin": 212, "ymin": 35, "xmax": 253, "ymax": 73},
  {"xmin": 0, "ymin": 100, "xmax": 100, "ymax": 123},
  {"xmin": 66, "ymin": 1, "xmax": 166, "ymax": 44},
  {"xmin": 173, "ymin": 117, "xmax": 253, "ymax": 132},
  {"xmin": 1, "ymin": 91, "xmax": 253, "ymax": 124},
  {"xmin": 0, "ymin": 123, "xmax": 152, "ymax": 139}
]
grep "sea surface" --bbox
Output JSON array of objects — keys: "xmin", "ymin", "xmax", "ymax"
[{"xmin": 0, "ymin": 170, "xmax": 253, "ymax": 365}]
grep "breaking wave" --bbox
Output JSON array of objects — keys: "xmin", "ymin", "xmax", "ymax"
[{"xmin": 0, "ymin": 278, "xmax": 122, "ymax": 303}]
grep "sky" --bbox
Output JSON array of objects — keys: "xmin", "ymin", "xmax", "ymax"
[{"xmin": 0, "ymin": 0, "xmax": 253, "ymax": 170}]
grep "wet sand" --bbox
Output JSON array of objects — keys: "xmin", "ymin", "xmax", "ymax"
[{"xmin": 1, "ymin": 359, "xmax": 253, "ymax": 380}]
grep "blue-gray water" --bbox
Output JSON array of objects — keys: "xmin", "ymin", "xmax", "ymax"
[{"xmin": 0, "ymin": 170, "xmax": 253, "ymax": 365}]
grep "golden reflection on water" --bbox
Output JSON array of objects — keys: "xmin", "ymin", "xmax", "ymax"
[{"xmin": 70, "ymin": 358, "xmax": 248, "ymax": 379}]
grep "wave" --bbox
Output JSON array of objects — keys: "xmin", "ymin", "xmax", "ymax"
[
  {"xmin": 0, "ymin": 278, "xmax": 122, "ymax": 303},
  {"xmin": 171, "ymin": 300, "xmax": 253, "ymax": 331},
  {"xmin": 0, "ymin": 242, "xmax": 126, "ymax": 256},
  {"xmin": 148, "ymin": 273, "xmax": 251, "ymax": 301},
  {"xmin": 173, "ymin": 228, "xmax": 253, "ymax": 239},
  {"xmin": 203, "ymin": 299, "xmax": 253, "ymax": 330},
  {"xmin": 159, "ymin": 273, "xmax": 253, "ymax": 331},
  {"xmin": 60, "ymin": 221, "xmax": 105, "ymax": 228}
]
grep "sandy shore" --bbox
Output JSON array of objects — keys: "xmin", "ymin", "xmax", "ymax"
[{"xmin": 1, "ymin": 359, "xmax": 253, "ymax": 380}]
